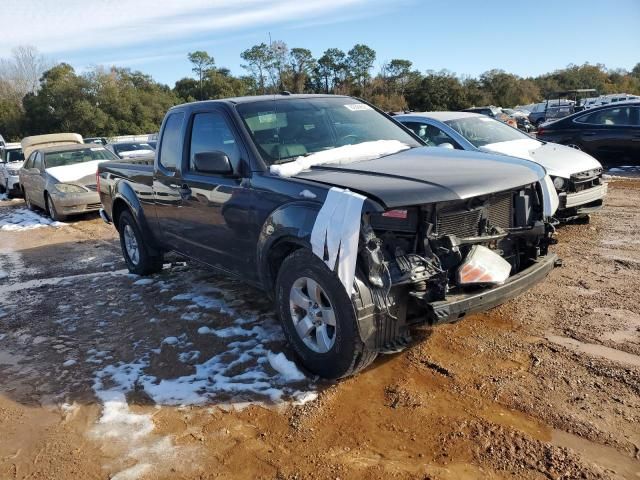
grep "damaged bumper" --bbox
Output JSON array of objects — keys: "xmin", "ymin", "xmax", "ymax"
[
  {"xmin": 423, "ymin": 253, "xmax": 558, "ymax": 324},
  {"xmin": 50, "ymin": 191, "xmax": 102, "ymax": 215}
]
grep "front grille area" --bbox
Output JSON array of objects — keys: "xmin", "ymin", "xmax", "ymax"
[
  {"xmin": 85, "ymin": 184, "xmax": 97, "ymax": 191},
  {"xmin": 437, "ymin": 209, "xmax": 482, "ymax": 238},
  {"xmin": 486, "ymin": 192, "xmax": 513, "ymax": 229},
  {"xmin": 437, "ymin": 192, "xmax": 513, "ymax": 238},
  {"xmin": 570, "ymin": 169, "xmax": 602, "ymax": 193},
  {"xmin": 86, "ymin": 203, "xmax": 102, "ymax": 209}
]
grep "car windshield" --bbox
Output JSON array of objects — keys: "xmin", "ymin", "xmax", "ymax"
[
  {"xmin": 6, "ymin": 149, "xmax": 24, "ymax": 162},
  {"xmin": 236, "ymin": 97, "xmax": 421, "ymax": 164},
  {"xmin": 45, "ymin": 147, "xmax": 117, "ymax": 167},
  {"xmin": 113, "ymin": 143, "xmax": 154, "ymax": 154},
  {"xmin": 446, "ymin": 117, "xmax": 529, "ymax": 147}
]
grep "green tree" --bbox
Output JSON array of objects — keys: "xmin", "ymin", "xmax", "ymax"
[
  {"xmin": 405, "ymin": 70, "xmax": 466, "ymax": 111},
  {"xmin": 288, "ymin": 48, "xmax": 315, "ymax": 93},
  {"xmin": 240, "ymin": 43, "xmax": 272, "ymax": 94},
  {"xmin": 317, "ymin": 48, "xmax": 346, "ymax": 93},
  {"xmin": 187, "ymin": 51, "xmax": 215, "ymax": 100},
  {"xmin": 347, "ymin": 44, "xmax": 376, "ymax": 95}
]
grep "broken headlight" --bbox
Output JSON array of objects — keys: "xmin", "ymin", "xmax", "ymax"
[
  {"xmin": 551, "ymin": 176, "xmax": 568, "ymax": 191},
  {"xmin": 457, "ymin": 245, "xmax": 512, "ymax": 286}
]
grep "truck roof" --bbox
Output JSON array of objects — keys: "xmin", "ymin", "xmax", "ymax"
[{"xmin": 169, "ymin": 94, "xmax": 352, "ymax": 111}]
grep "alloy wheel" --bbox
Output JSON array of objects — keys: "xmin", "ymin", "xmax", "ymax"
[
  {"xmin": 123, "ymin": 224, "xmax": 140, "ymax": 266},
  {"xmin": 289, "ymin": 276, "xmax": 337, "ymax": 353}
]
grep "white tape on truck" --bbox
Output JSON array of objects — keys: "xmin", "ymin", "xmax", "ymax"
[{"xmin": 310, "ymin": 187, "xmax": 366, "ymax": 294}]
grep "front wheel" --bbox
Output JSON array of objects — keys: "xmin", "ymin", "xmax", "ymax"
[
  {"xmin": 118, "ymin": 210, "xmax": 163, "ymax": 275},
  {"xmin": 46, "ymin": 193, "xmax": 67, "ymax": 221},
  {"xmin": 275, "ymin": 249, "xmax": 377, "ymax": 379},
  {"xmin": 24, "ymin": 190, "xmax": 36, "ymax": 211}
]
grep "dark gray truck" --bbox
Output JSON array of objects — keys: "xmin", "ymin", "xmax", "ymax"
[{"xmin": 98, "ymin": 94, "xmax": 558, "ymax": 379}]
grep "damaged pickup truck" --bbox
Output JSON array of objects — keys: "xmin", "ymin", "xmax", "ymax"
[{"xmin": 98, "ymin": 94, "xmax": 559, "ymax": 379}]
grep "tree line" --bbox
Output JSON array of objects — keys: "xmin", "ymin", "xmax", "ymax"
[{"xmin": 1, "ymin": 44, "xmax": 639, "ymax": 141}]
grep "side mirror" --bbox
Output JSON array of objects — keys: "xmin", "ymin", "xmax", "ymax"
[
  {"xmin": 193, "ymin": 151, "xmax": 234, "ymax": 175},
  {"xmin": 438, "ymin": 142, "xmax": 455, "ymax": 149}
]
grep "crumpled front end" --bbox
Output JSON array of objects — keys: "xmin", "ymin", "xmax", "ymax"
[
  {"xmin": 357, "ymin": 180, "xmax": 557, "ymax": 350},
  {"xmin": 555, "ymin": 167, "xmax": 607, "ymax": 220}
]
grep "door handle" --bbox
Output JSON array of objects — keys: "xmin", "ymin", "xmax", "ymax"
[
  {"xmin": 178, "ymin": 184, "xmax": 192, "ymax": 199},
  {"xmin": 582, "ymin": 132, "xmax": 596, "ymax": 136}
]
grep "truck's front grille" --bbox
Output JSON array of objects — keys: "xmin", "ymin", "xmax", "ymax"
[
  {"xmin": 437, "ymin": 209, "xmax": 482, "ymax": 238},
  {"xmin": 436, "ymin": 193, "xmax": 513, "ymax": 238},
  {"xmin": 486, "ymin": 193, "xmax": 513, "ymax": 229}
]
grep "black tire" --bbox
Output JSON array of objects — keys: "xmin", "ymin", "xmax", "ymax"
[
  {"xmin": 46, "ymin": 193, "xmax": 67, "ymax": 221},
  {"xmin": 275, "ymin": 249, "xmax": 377, "ymax": 379},
  {"xmin": 118, "ymin": 210, "xmax": 163, "ymax": 275},
  {"xmin": 0, "ymin": 182, "xmax": 5, "ymax": 194}
]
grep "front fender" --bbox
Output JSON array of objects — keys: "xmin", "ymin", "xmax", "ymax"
[{"xmin": 256, "ymin": 200, "xmax": 321, "ymax": 289}]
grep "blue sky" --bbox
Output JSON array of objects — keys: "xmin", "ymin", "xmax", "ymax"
[{"xmin": 2, "ymin": 0, "xmax": 639, "ymax": 86}]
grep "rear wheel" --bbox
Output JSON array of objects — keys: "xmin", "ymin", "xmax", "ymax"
[
  {"xmin": 46, "ymin": 193, "xmax": 67, "ymax": 221},
  {"xmin": 275, "ymin": 249, "xmax": 377, "ymax": 379},
  {"xmin": 118, "ymin": 210, "xmax": 163, "ymax": 275}
]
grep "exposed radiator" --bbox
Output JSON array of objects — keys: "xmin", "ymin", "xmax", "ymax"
[{"xmin": 437, "ymin": 192, "xmax": 513, "ymax": 238}]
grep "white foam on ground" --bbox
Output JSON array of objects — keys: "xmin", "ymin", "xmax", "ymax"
[
  {"xmin": 0, "ymin": 207, "xmax": 66, "ymax": 231},
  {"xmin": 92, "ymin": 372, "xmax": 181, "ymax": 479},
  {"xmin": 267, "ymin": 351, "xmax": 306, "ymax": 381},
  {"xmin": 93, "ymin": 281, "xmax": 316, "ymax": 407}
]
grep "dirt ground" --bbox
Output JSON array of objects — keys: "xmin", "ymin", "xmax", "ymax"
[{"xmin": 0, "ymin": 176, "xmax": 639, "ymax": 480}]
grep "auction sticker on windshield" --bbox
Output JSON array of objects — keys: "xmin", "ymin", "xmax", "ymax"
[{"xmin": 344, "ymin": 104, "xmax": 372, "ymax": 111}]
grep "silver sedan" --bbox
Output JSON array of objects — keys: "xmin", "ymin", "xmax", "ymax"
[{"xmin": 19, "ymin": 144, "xmax": 117, "ymax": 221}]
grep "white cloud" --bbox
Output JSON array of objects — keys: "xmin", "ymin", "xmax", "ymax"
[{"xmin": 0, "ymin": 0, "xmax": 368, "ymax": 57}]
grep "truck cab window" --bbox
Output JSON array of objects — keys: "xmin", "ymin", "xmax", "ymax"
[
  {"xmin": 189, "ymin": 112, "xmax": 241, "ymax": 172},
  {"xmin": 159, "ymin": 112, "xmax": 185, "ymax": 171}
]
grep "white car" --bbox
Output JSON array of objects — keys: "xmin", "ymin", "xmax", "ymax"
[
  {"xmin": 396, "ymin": 111, "xmax": 607, "ymax": 221},
  {"xmin": 0, "ymin": 143, "xmax": 26, "ymax": 198}
]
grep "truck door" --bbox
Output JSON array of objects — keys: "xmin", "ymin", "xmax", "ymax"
[
  {"xmin": 153, "ymin": 111, "xmax": 187, "ymax": 241},
  {"xmin": 175, "ymin": 108, "xmax": 254, "ymax": 276}
]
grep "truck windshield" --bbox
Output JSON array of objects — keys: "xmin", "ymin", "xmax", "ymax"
[
  {"xmin": 236, "ymin": 97, "xmax": 421, "ymax": 164},
  {"xmin": 45, "ymin": 148, "xmax": 117, "ymax": 167},
  {"xmin": 445, "ymin": 117, "xmax": 530, "ymax": 148}
]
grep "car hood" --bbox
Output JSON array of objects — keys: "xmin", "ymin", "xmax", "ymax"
[
  {"xmin": 46, "ymin": 160, "xmax": 107, "ymax": 185},
  {"xmin": 5, "ymin": 161, "xmax": 24, "ymax": 169},
  {"xmin": 295, "ymin": 146, "xmax": 546, "ymax": 208},
  {"xmin": 479, "ymin": 139, "xmax": 602, "ymax": 178}
]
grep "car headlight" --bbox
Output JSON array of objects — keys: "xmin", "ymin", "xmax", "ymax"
[
  {"xmin": 55, "ymin": 183, "xmax": 86, "ymax": 193},
  {"xmin": 552, "ymin": 176, "xmax": 567, "ymax": 191}
]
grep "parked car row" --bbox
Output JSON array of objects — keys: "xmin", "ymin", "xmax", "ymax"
[{"xmin": 394, "ymin": 111, "xmax": 607, "ymax": 221}]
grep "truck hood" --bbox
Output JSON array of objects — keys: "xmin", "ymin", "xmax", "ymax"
[
  {"xmin": 479, "ymin": 139, "xmax": 602, "ymax": 179},
  {"xmin": 295, "ymin": 146, "xmax": 546, "ymax": 208}
]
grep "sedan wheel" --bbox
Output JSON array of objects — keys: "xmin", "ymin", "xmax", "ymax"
[
  {"xmin": 24, "ymin": 191, "xmax": 35, "ymax": 210},
  {"xmin": 46, "ymin": 193, "xmax": 66, "ymax": 221},
  {"xmin": 289, "ymin": 276, "xmax": 337, "ymax": 353}
]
